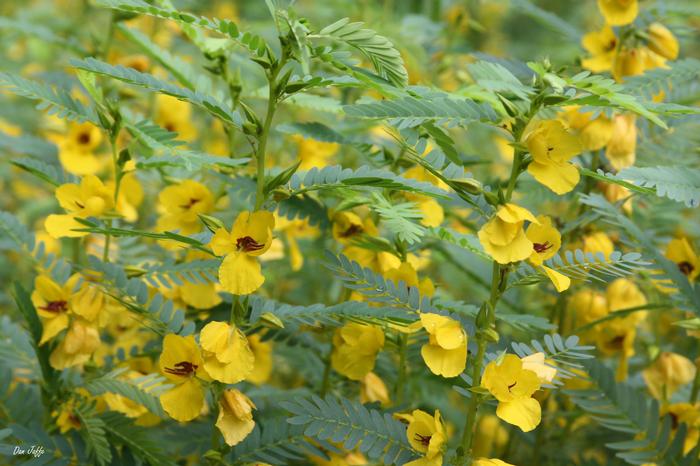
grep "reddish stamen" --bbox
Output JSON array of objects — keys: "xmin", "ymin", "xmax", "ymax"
[
  {"xmin": 678, "ymin": 261, "xmax": 695, "ymax": 276},
  {"xmin": 533, "ymin": 242, "xmax": 553, "ymax": 253},
  {"xmin": 164, "ymin": 361, "xmax": 198, "ymax": 377},
  {"xmin": 40, "ymin": 300, "xmax": 68, "ymax": 313},
  {"xmin": 236, "ymin": 236, "xmax": 264, "ymax": 252},
  {"xmin": 414, "ymin": 433, "xmax": 431, "ymax": 447},
  {"xmin": 179, "ymin": 198, "xmax": 200, "ymax": 210},
  {"xmin": 339, "ymin": 224, "xmax": 363, "ymax": 238}
]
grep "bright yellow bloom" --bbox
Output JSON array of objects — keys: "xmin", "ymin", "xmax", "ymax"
[
  {"xmin": 200, "ymin": 321, "xmax": 254, "ymax": 384},
  {"xmin": 210, "ymin": 210, "xmax": 275, "ymax": 295},
  {"xmin": 521, "ymin": 352, "xmax": 557, "ymax": 384},
  {"xmin": 403, "ymin": 166, "xmax": 446, "ymax": 227},
  {"xmin": 53, "ymin": 400, "xmax": 81, "ymax": 434},
  {"xmin": 583, "ymin": 231, "xmax": 615, "ymax": 259},
  {"xmin": 159, "ymin": 334, "xmax": 206, "ymax": 422},
  {"xmin": 156, "ymin": 180, "xmax": 214, "ymax": 235},
  {"xmin": 560, "ymin": 106, "xmax": 614, "ymax": 151},
  {"xmin": 384, "ymin": 262, "xmax": 435, "ymax": 297},
  {"xmin": 56, "ymin": 122, "xmax": 104, "ymax": 175},
  {"xmin": 45, "ymin": 175, "xmax": 114, "ymax": 238},
  {"xmin": 646, "ymin": 23, "xmax": 679, "ymax": 61},
  {"xmin": 155, "ymin": 94, "xmax": 196, "ymax": 141},
  {"xmin": 332, "ymin": 211, "xmax": 376, "ymax": 244},
  {"xmin": 666, "ymin": 237, "xmax": 699, "ymax": 281},
  {"xmin": 419, "ymin": 313, "xmax": 467, "ymax": 378},
  {"xmin": 664, "ymin": 403, "xmax": 700, "ymax": 455},
  {"xmin": 524, "ymin": 120, "xmax": 583, "ymax": 195},
  {"xmin": 478, "ymin": 203, "xmax": 538, "ymax": 264},
  {"xmin": 612, "ymin": 48, "xmax": 665, "ymax": 82},
  {"xmin": 32, "ymin": 274, "xmax": 78, "ymax": 344},
  {"xmin": 293, "ymin": 134, "xmax": 339, "ymax": 170},
  {"xmin": 473, "ymin": 459, "xmax": 515, "ymax": 466},
  {"xmin": 216, "ymin": 389, "xmax": 256, "ymax": 446},
  {"xmin": 569, "ymin": 290, "xmax": 608, "ymax": 329},
  {"xmin": 643, "ymin": 352, "xmax": 696, "ymax": 400},
  {"xmin": 606, "ymin": 114, "xmax": 636, "ymax": 171},
  {"xmin": 247, "ymin": 333, "xmax": 273, "ymax": 385},
  {"xmin": 49, "ymin": 318, "xmax": 100, "ymax": 370},
  {"xmin": 331, "ymin": 323, "xmax": 384, "ymax": 380},
  {"xmin": 360, "ymin": 372, "xmax": 390, "ymax": 406},
  {"xmin": 404, "ymin": 409, "xmax": 446, "ymax": 466},
  {"xmin": 526, "ymin": 216, "xmax": 570, "ymax": 292},
  {"xmin": 482, "ymin": 354, "xmax": 542, "ymax": 432},
  {"xmin": 581, "ymin": 25, "xmax": 618, "ymax": 73},
  {"xmin": 597, "ymin": 0, "xmax": 638, "ymax": 26}
]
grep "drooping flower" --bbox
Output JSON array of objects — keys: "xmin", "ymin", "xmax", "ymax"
[
  {"xmin": 293, "ymin": 134, "xmax": 339, "ymax": 170},
  {"xmin": 581, "ymin": 25, "xmax": 618, "ymax": 73},
  {"xmin": 247, "ymin": 333, "xmax": 273, "ymax": 385},
  {"xmin": 482, "ymin": 354, "xmax": 542, "ymax": 432},
  {"xmin": 403, "ymin": 409, "xmax": 446, "ymax": 466},
  {"xmin": 156, "ymin": 180, "xmax": 214, "ymax": 236},
  {"xmin": 273, "ymin": 215, "xmax": 319, "ymax": 271},
  {"xmin": 606, "ymin": 114, "xmax": 637, "ymax": 171},
  {"xmin": 560, "ymin": 106, "xmax": 614, "ymax": 151},
  {"xmin": 199, "ymin": 321, "xmax": 254, "ymax": 384},
  {"xmin": 331, "ymin": 323, "xmax": 385, "ymax": 381},
  {"xmin": 402, "ymin": 166, "xmax": 447, "ymax": 227},
  {"xmin": 360, "ymin": 372, "xmax": 390, "ymax": 406},
  {"xmin": 665, "ymin": 237, "xmax": 699, "ymax": 281},
  {"xmin": 525, "ymin": 215, "xmax": 570, "ymax": 292},
  {"xmin": 473, "ymin": 415, "xmax": 509, "ymax": 459},
  {"xmin": 215, "ymin": 389, "xmax": 256, "ymax": 446},
  {"xmin": 384, "ymin": 262, "xmax": 435, "ymax": 297},
  {"xmin": 597, "ymin": 0, "xmax": 638, "ymax": 26},
  {"xmin": 523, "ymin": 119, "xmax": 583, "ymax": 195},
  {"xmin": 643, "ymin": 352, "xmax": 696, "ymax": 400},
  {"xmin": 583, "ymin": 231, "xmax": 615, "ymax": 259},
  {"xmin": 45, "ymin": 175, "xmax": 114, "ymax": 238},
  {"xmin": 159, "ymin": 334, "xmax": 206, "ymax": 422},
  {"xmin": 419, "ymin": 313, "xmax": 467, "ymax": 378},
  {"xmin": 210, "ymin": 210, "xmax": 275, "ymax": 295},
  {"xmin": 49, "ymin": 318, "xmax": 101, "ymax": 370},
  {"xmin": 646, "ymin": 23, "xmax": 679, "ymax": 61},
  {"xmin": 478, "ymin": 203, "xmax": 539, "ymax": 264}
]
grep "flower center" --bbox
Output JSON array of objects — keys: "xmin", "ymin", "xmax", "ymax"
[
  {"xmin": 77, "ymin": 132, "xmax": 91, "ymax": 145},
  {"xmin": 40, "ymin": 300, "xmax": 68, "ymax": 313},
  {"xmin": 678, "ymin": 261, "xmax": 695, "ymax": 276},
  {"xmin": 236, "ymin": 236, "xmax": 264, "ymax": 252},
  {"xmin": 339, "ymin": 224, "xmax": 363, "ymax": 238},
  {"xmin": 533, "ymin": 241, "xmax": 553, "ymax": 253},
  {"xmin": 164, "ymin": 361, "xmax": 198, "ymax": 377},
  {"xmin": 180, "ymin": 198, "xmax": 200, "ymax": 210},
  {"xmin": 508, "ymin": 381, "xmax": 517, "ymax": 391},
  {"xmin": 414, "ymin": 433, "xmax": 432, "ymax": 447},
  {"xmin": 606, "ymin": 39, "xmax": 617, "ymax": 52}
]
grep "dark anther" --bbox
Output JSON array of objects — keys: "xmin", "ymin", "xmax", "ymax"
[
  {"xmin": 236, "ymin": 236, "xmax": 264, "ymax": 252},
  {"xmin": 40, "ymin": 300, "xmax": 68, "ymax": 313},
  {"xmin": 533, "ymin": 242, "xmax": 553, "ymax": 253},
  {"xmin": 77, "ymin": 132, "xmax": 91, "ymax": 145},
  {"xmin": 339, "ymin": 224, "xmax": 363, "ymax": 238},
  {"xmin": 508, "ymin": 381, "xmax": 517, "ymax": 391},
  {"xmin": 414, "ymin": 433, "xmax": 431, "ymax": 447},
  {"xmin": 678, "ymin": 261, "xmax": 695, "ymax": 276},
  {"xmin": 179, "ymin": 198, "xmax": 201, "ymax": 210},
  {"xmin": 164, "ymin": 361, "xmax": 198, "ymax": 376}
]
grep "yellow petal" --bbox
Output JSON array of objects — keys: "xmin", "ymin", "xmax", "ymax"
[
  {"xmin": 541, "ymin": 265, "xmax": 571, "ymax": 292},
  {"xmin": 210, "ymin": 228, "xmax": 236, "ymax": 256},
  {"xmin": 497, "ymin": 203, "xmax": 537, "ymax": 224},
  {"xmin": 160, "ymin": 378, "xmax": 204, "ymax": 422},
  {"xmin": 421, "ymin": 343, "xmax": 467, "ymax": 378},
  {"xmin": 597, "ymin": 0, "xmax": 638, "ymax": 26},
  {"xmin": 45, "ymin": 214, "xmax": 87, "ymax": 238},
  {"xmin": 496, "ymin": 398, "xmax": 541, "ymax": 432},
  {"xmin": 39, "ymin": 313, "xmax": 69, "ymax": 345},
  {"xmin": 218, "ymin": 252, "xmax": 265, "ymax": 295},
  {"xmin": 527, "ymin": 160, "xmax": 580, "ymax": 195}
]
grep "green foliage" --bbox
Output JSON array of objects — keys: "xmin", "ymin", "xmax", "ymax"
[
  {"xmin": 84, "ymin": 368, "xmax": 166, "ymax": 417},
  {"xmin": 370, "ymin": 193, "xmax": 425, "ymax": 244},
  {"xmin": 618, "ymin": 166, "xmax": 700, "ymax": 207},
  {"xmin": 99, "ymin": 412, "xmax": 176, "ymax": 466},
  {"xmin": 510, "ymin": 334, "xmax": 594, "ymax": 380},
  {"xmin": 75, "ymin": 404, "xmax": 112, "ymax": 466},
  {"xmin": 282, "ymin": 395, "xmax": 418, "ymax": 465}
]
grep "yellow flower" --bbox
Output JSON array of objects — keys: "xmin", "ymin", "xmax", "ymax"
[
  {"xmin": 482, "ymin": 354, "xmax": 542, "ymax": 432},
  {"xmin": 612, "ymin": 47, "xmax": 664, "ymax": 82},
  {"xmin": 45, "ymin": 175, "xmax": 114, "ymax": 238},
  {"xmin": 274, "ymin": 215, "xmax": 319, "ymax": 271},
  {"xmin": 581, "ymin": 25, "xmax": 618, "ymax": 73},
  {"xmin": 103, "ymin": 371, "xmax": 152, "ymax": 418},
  {"xmin": 597, "ymin": 0, "xmax": 638, "ymax": 26},
  {"xmin": 664, "ymin": 403, "xmax": 700, "ymax": 454},
  {"xmin": 560, "ymin": 106, "xmax": 614, "ymax": 151},
  {"xmin": 473, "ymin": 459, "xmax": 516, "ymax": 466},
  {"xmin": 404, "ymin": 409, "xmax": 446, "ymax": 466},
  {"xmin": 403, "ymin": 166, "xmax": 447, "ymax": 227},
  {"xmin": 360, "ymin": 372, "xmax": 390, "ymax": 406},
  {"xmin": 53, "ymin": 400, "xmax": 81, "ymax": 434},
  {"xmin": 666, "ymin": 237, "xmax": 699, "ymax": 281},
  {"xmin": 419, "ymin": 313, "xmax": 467, "ymax": 378},
  {"xmin": 156, "ymin": 180, "xmax": 214, "ymax": 235},
  {"xmin": 606, "ymin": 114, "xmax": 636, "ymax": 171},
  {"xmin": 523, "ymin": 119, "xmax": 583, "ymax": 195},
  {"xmin": 521, "ymin": 352, "xmax": 557, "ymax": 384},
  {"xmin": 607, "ymin": 278, "xmax": 647, "ymax": 314},
  {"xmin": 210, "ymin": 210, "xmax": 275, "ymax": 295},
  {"xmin": 332, "ymin": 211, "xmax": 376, "ymax": 244},
  {"xmin": 155, "ymin": 94, "xmax": 197, "ymax": 141},
  {"xmin": 384, "ymin": 262, "xmax": 435, "ymax": 297},
  {"xmin": 331, "ymin": 323, "xmax": 384, "ymax": 380},
  {"xmin": 526, "ymin": 216, "xmax": 570, "ymax": 292},
  {"xmin": 109, "ymin": 171, "xmax": 144, "ymax": 222},
  {"xmin": 647, "ymin": 23, "xmax": 679, "ymax": 61},
  {"xmin": 472, "ymin": 415, "xmax": 509, "ymax": 458},
  {"xmin": 56, "ymin": 122, "xmax": 104, "ymax": 175},
  {"xmin": 247, "ymin": 333, "xmax": 273, "ymax": 385},
  {"xmin": 478, "ymin": 203, "xmax": 539, "ymax": 264},
  {"xmin": 159, "ymin": 334, "xmax": 206, "ymax": 422},
  {"xmin": 31, "ymin": 274, "xmax": 79, "ymax": 344},
  {"xmin": 583, "ymin": 231, "xmax": 615, "ymax": 259},
  {"xmin": 643, "ymin": 352, "xmax": 696, "ymax": 400},
  {"xmin": 216, "ymin": 389, "xmax": 256, "ymax": 446},
  {"xmin": 293, "ymin": 134, "xmax": 339, "ymax": 170},
  {"xmin": 49, "ymin": 318, "xmax": 101, "ymax": 370},
  {"xmin": 200, "ymin": 321, "xmax": 254, "ymax": 384}
]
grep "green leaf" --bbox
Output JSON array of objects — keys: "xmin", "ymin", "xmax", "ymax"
[
  {"xmin": 99, "ymin": 411, "xmax": 175, "ymax": 466},
  {"xmin": 344, "ymin": 96, "xmax": 499, "ymax": 129},
  {"xmin": 510, "ymin": 0, "xmax": 581, "ymax": 40},
  {"xmin": 0, "ymin": 72, "xmax": 101, "ymax": 125},
  {"xmin": 75, "ymin": 405, "xmax": 112, "ymax": 466},
  {"xmin": 578, "ymin": 167, "xmax": 655, "ymax": 196},
  {"xmin": 281, "ymin": 395, "xmax": 418, "ymax": 465},
  {"xmin": 467, "ymin": 60, "xmax": 535, "ymax": 100},
  {"xmin": 370, "ymin": 192, "xmax": 425, "ymax": 245},
  {"xmin": 84, "ymin": 369, "xmax": 166, "ymax": 417},
  {"xmin": 71, "ymin": 58, "xmax": 242, "ymax": 128},
  {"xmin": 617, "ymin": 166, "xmax": 700, "ymax": 207},
  {"xmin": 314, "ymin": 18, "xmax": 408, "ymax": 87}
]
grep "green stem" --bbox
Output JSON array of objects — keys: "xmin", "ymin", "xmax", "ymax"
[
  {"xmin": 103, "ymin": 129, "xmax": 122, "ymax": 263},
  {"xmin": 691, "ymin": 364, "xmax": 700, "ymax": 404},
  {"xmin": 395, "ymin": 332, "xmax": 408, "ymax": 404},
  {"xmin": 505, "ymin": 150, "xmax": 522, "ymax": 201},
  {"xmin": 320, "ymin": 346, "xmax": 333, "ymax": 396}
]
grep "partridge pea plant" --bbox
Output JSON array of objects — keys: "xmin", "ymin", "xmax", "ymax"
[{"xmin": 0, "ymin": 1, "xmax": 700, "ymax": 465}]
